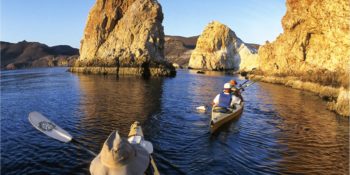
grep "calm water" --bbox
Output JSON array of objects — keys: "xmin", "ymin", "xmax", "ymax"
[{"xmin": 1, "ymin": 68, "xmax": 348, "ymax": 175}]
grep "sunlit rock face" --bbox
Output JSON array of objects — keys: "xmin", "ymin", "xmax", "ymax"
[
  {"xmin": 256, "ymin": 0, "xmax": 350, "ymax": 116},
  {"xmin": 236, "ymin": 44, "xmax": 259, "ymax": 71},
  {"xmin": 188, "ymin": 21, "xmax": 257, "ymax": 71},
  {"xmin": 72, "ymin": 0, "xmax": 175, "ymax": 77},
  {"xmin": 258, "ymin": 0, "xmax": 350, "ymax": 87}
]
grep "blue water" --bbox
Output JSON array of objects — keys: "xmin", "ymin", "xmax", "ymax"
[{"xmin": 1, "ymin": 68, "xmax": 348, "ymax": 174}]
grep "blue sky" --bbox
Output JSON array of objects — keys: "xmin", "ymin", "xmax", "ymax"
[{"xmin": 1, "ymin": 0, "xmax": 286, "ymax": 48}]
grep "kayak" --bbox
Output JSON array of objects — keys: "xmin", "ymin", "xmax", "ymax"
[
  {"xmin": 28, "ymin": 112, "xmax": 159, "ymax": 174},
  {"xmin": 210, "ymin": 102, "xmax": 244, "ymax": 133},
  {"xmin": 128, "ymin": 121, "xmax": 160, "ymax": 175}
]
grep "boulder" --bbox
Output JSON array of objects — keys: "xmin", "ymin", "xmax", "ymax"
[
  {"xmin": 188, "ymin": 21, "xmax": 257, "ymax": 71},
  {"xmin": 73, "ymin": 0, "xmax": 175, "ymax": 77}
]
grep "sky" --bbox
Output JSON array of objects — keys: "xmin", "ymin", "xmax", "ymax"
[{"xmin": 1, "ymin": 0, "xmax": 286, "ymax": 48}]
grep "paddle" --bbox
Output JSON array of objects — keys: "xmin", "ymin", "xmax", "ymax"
[
  {"xmin": 237, "ymin": 80, "xmax": 256, "ymax": 91},
  {"xmin": 28, "ymin": 111, "xmax": 97, "ymax": 156},
  {"xmin": 239, "ymin": 80, "xmax": 250, "ymax": 87},
  {"xmin": 28, "ymin": 111, "xmax": 160, "ymax": 174},
  {"xmin": 196, "ymin": 105, "xmax": 207, "ymax": 112},
  {"xmin": 238, "ymin": 68, "xmax": 258, "ymax": 91}
]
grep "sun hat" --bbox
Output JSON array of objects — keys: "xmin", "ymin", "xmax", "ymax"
[
  {"xmin": 224, "ymin": 83, "xmax": 231, "ymax": 89},
  {"xmin": 90, "ymin": 131, "xmax": 150, "ymax": 175}
]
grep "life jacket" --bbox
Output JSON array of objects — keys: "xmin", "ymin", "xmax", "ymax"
[{"xmin": 218, "ymin": 92, "xmax": 232, "ymax": 108}]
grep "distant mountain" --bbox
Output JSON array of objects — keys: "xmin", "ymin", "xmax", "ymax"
[
  {"xmin": 1, "ymin": 38, "xmax": 259, "ymax": 70},
  {"xmin": 164, "ymin": 35, "xmax": 199, "ymax": 67},
  {"xmin": 165, "ymin": 35, "xmax": 198, "ymax": 49},
  {"xmin": 1, "ymin": 41, "xmax": 79, "ymax": 70}
]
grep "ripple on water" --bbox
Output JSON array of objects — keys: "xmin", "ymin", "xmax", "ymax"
[{"xmin": 1, "ymin": 68, "xmax": 348, "ymax": 175}]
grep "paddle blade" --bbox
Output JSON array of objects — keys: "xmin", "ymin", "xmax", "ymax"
[
  {"xmin": 28, "ymin": 111, "xmax": 72, "ymax": 143},
  {"xmin": 196, "ymin": 106, "xmax": 206, "ymax": 112}
]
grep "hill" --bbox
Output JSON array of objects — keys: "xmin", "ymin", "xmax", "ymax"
[{"xmin": 1, "ymin": 40, "xmax": 79, "ymax": 70}]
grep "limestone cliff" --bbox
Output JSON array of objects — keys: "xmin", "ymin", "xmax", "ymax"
[
  {"xmin": 236, "ymin": 44, "xmax": 259, "ymax": 71},
  {"xmin": 255, "ymin": 0, "xmax": 350, "ymax": 116},
  {"xmin": 188, "ymin": 21, "xmax": 257, "ymax": 71},
  {"xmin": 71, "ymin": 0, "xmax": 175, "ymax": 77}
]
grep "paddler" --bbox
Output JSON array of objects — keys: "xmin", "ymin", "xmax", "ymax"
[
  {"xmin": 89, "ymin": 130, "xmax": 151, "ymax": 175},
  {"xmin": 229, "ymin": 80, "xmax": 243, "ymax": 101},
  {"xmin": 212, "ymin": 83, "xmax": 241, "ymax": 112}
]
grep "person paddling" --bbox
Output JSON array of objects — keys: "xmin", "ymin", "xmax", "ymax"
[
  {"xmin": 212, "ymin": 83, "xmax": 241, "ymax": 112},
  {"xmin": 229, "ymin": 80, "xmax": 243, "ymax": 101},
  {"xmin": 89, "ymin": 130, "xmax": 150, "ymax": 175}
]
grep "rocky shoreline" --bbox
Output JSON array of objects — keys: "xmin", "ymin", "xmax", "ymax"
[
  {"xmin": 69, "ymin": 66, "xmax": 176, "ymax": 77},
  {"xmin": 250, "ymin": 74, "xmax": 349, "ymax": 117},
  {"xmin": 243, "ymin": 0, "xmax": 350, "ymax": 117}
]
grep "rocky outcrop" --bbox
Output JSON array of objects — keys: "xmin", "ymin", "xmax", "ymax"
[
  {"xmin": 72, "ymin": 0, "xmax": 175, "ymax": 77},
  {"xmin": 164, "ymin": 35, "xmax": 198, "ymax": 68},
  {"xmin": 1, "ymin": 41, "xmax": 78, "ymax": 70},
  {"xmin": 188, "ymin": 21, "xmax": 258, "ymax": 71},
  {"xmin": 236, "ymin": 44, "xmax": 259, "ymax": 71},
  {"xmin": 255, "ymin": 0, "xmax": 350, "ymax": 116}
]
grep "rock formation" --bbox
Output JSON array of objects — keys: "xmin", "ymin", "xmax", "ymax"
[
  {"xmin": 1, "ymin": 41, "xmax": 78, "ymax": 70},
  {"xmin": 164, "ymin": 35, "xmax": 198, "ymax": 68},
  {"xmin": 188, "ymin": 21, "xmax": 258, "ymax": 71},
  {"xmin": 71, "ymin": 0, "xmax": 175, "ymax": 77},
  {"xmin": 255, "ymin": 0, "xmax": 350, "ymax": 116},
  {"xmin": 236, "ymin": 44, "xmax": 259, "ymax": 71}
]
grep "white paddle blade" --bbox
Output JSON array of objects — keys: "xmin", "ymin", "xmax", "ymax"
[
  {"xmin": 28, "ymin": 111, "xmax": 72, "ymax": 143},
  {"xmin": 196, "ymin": 106, "xmax": 206, "ymax": 112}
]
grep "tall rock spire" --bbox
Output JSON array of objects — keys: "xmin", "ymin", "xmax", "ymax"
[
  {"xmin": 189, "ymin": 21, "xmax": 257, "ymax": 71},
  {"xmin": 71, "ymin": 0, "xmax": 175, "ymax": 77}
]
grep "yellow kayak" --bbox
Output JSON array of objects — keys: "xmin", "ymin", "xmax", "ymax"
[
  {"xmin": 210, "ymin": 102, "xmax": 244, "ymax": 133},
  {"xmin": 128, "ymin": 121, "xmax": 160, "ymax": 175}
]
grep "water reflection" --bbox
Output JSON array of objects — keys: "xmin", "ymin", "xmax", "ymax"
[
  {"xmin": 1, "ymin": 68, "xmax": 348, "ymax": 175},
  {"xmin": 74, "ymin": 74, "xmax": 164, "ymax": 153},
  {"xmin": 257, "ymin": 83, "xmax": 349, "ymax": 174}
]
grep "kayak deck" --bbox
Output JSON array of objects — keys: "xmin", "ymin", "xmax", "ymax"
[
  {"xmin": 210, "ymin": 102, "xmax": 244, "ymax": 133},
  {"xmin": 128, "ymin": 121, "xmax": 160, "ymax": 175}
]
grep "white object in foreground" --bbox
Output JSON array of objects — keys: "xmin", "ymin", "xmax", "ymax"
[
  {"xmin": 28, "ymin": 111, "xmax": 73, "ymax": 143},
  {"xmin": 196, "ymin": 106, "xmax": 207, "ymax": 111}
]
